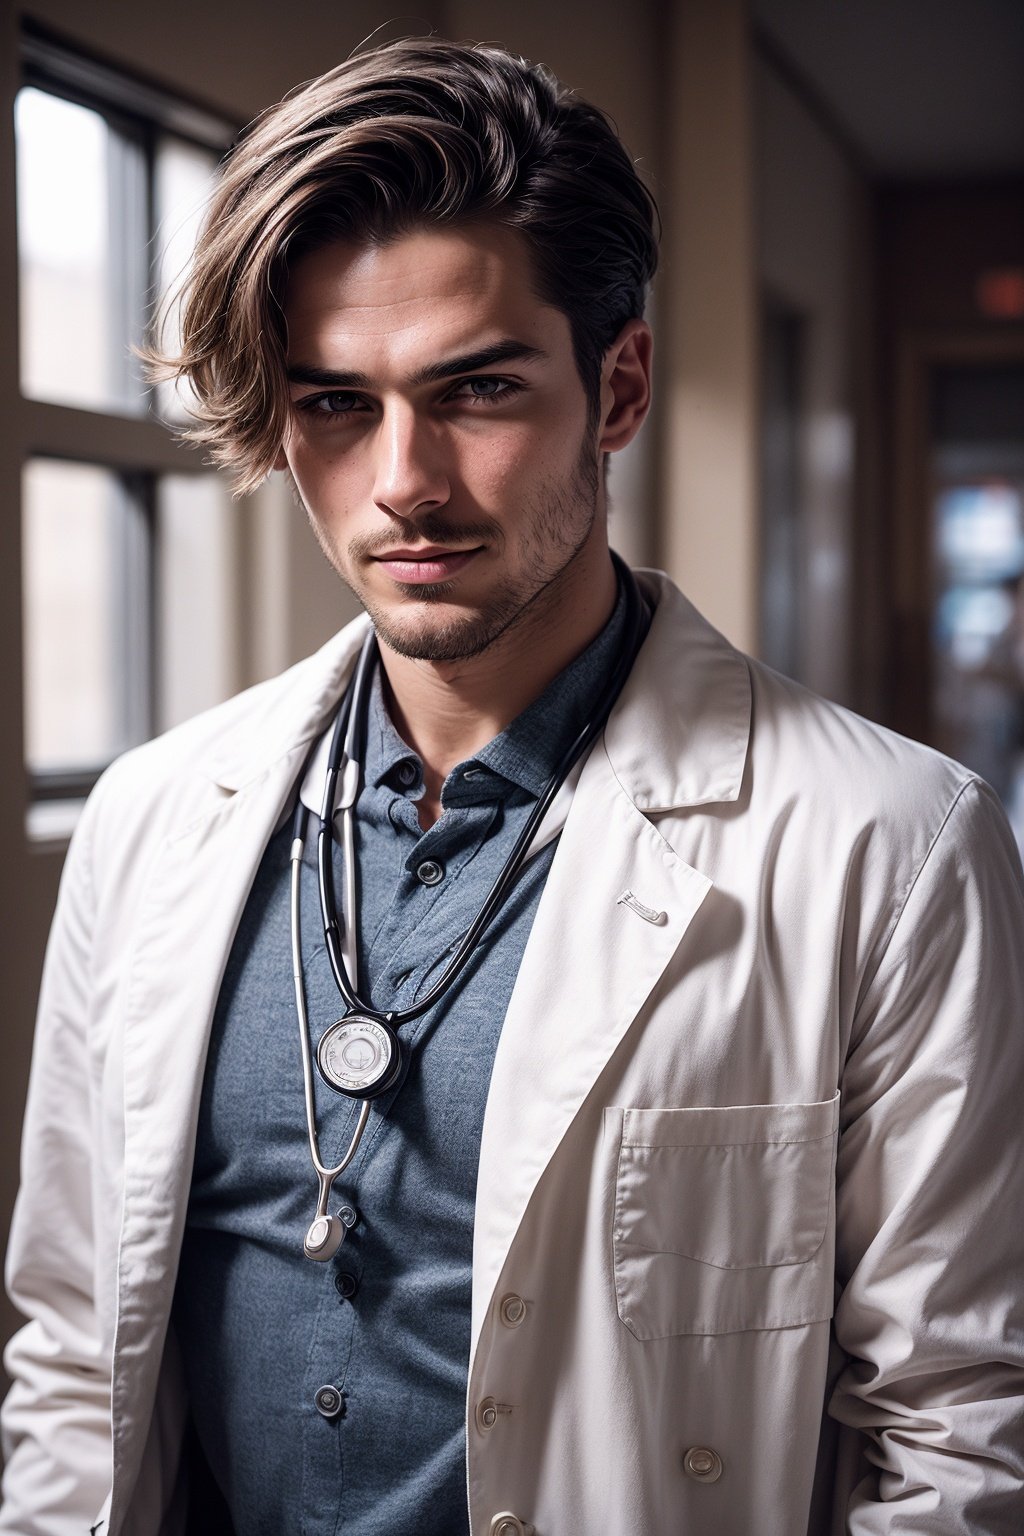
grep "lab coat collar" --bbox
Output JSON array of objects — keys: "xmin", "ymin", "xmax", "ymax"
[
  {"xmin": 206, "ymin": 616, "xmax": 371, "ymax": 797},
  {"xmin": 607, "ymin": 570, "xmax": 751, "ymax": 811},
  {"xmin": 205, "ymin": 571, "xmax": 751, "ymax": 815}
]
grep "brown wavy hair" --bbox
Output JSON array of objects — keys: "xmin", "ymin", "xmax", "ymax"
[{"xmin": 146, "ymin": 36, "xmax": 659, "ymax": 495}]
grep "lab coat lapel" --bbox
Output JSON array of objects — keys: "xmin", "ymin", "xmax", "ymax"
[
  {"xmin": 470, "ymin": 573, "xmax": 752, "ymax": 1351},
  {"xmin": 470, "ymin": 740, "xmax": 712, "ymax": 1350},
  {"xmin": 109, "ymin": 748, "xmax": 310, "ymax": 1515},
  {"xmin": 107, "ymin": 620, "xmax": 372, "ymax": 1525}
]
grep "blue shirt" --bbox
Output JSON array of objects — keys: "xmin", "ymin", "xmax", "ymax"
[{"xmin": 173, "ymin": 591, "xmax": 632, "ymax": 1535}]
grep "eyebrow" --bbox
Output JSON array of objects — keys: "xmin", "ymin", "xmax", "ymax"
[{"xmin": 286, "ymin": 339, "xmax": 548, "ymax": 391}]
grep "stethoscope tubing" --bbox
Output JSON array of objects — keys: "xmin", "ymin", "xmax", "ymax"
[
  {"xmin": 315, "ymin": 555, "xmax": 645, "ymax": 1028},
  {"xmin": 289, "ymin": 555, "xmax": 646, "ymax": 1257},
  {"xmin": 289, "ymin": 825, "xmax": 371, "ymax": 1189}
]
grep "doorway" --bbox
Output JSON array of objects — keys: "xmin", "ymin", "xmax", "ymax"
[{"xmin": 929, "ymin": 361, "xmax": 1024, "ymax": 841}]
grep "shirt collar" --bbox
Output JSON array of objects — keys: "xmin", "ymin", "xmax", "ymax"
[
  {"xmin": 299, "ymin": 578, "xmax": 636, "ymax": 814},
  {"xmin": 467, "ymin": 580, "xmax": 635, "ymax": 797},
  {"xmin": 210, "ymin": 570, "xmax": 750, "ymax": 818},
  {"xmin": 366, "ymin": 672, "xmax": 421, "ymax": 789}
]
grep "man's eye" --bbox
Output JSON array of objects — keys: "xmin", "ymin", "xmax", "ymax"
[
  {"xmin": 452, "ymin": 376, "xmax": 520, "ymax": 403},
  {"xmin": 299, "ymin": 392, "xmax": 364, "ymax": 416}
]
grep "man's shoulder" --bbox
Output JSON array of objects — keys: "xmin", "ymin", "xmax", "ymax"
[
  {"xmin": 85, "ymin": 616, "xmax": 366, "ymax": 845},
  {"xmin": 637, "ymin": 571, "xmax": 979, "ymax": 841},
  {"xmin": 745, "ymin": 649, "xmax": 972, "ymax": 814},
  {"xmin": 631, "ymin": 576, "xmax": 1020, "ymax": 969}
]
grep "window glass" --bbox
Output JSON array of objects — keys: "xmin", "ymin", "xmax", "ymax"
[
  {"xmin": 153, "ymin": 135, "xmax": 221, "ymax": 423},
  {"xmin": 15, "ymin": 87, "xmax": 145, "ymax": 413},
  {"xmin": 156, "ymin": 473, "xmax": 240, "ymax": 730},
  {"xmin": 17, "ymin": 58, "xmax": 234, "ymax": 823},
  {"xmin": 22, "ymin": 459, "xmax": 146, "ymax": 773}
]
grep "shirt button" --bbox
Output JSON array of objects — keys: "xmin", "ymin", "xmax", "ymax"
[
  {"xmin": 334, "ymin": 1270, "xmax": 358, "ymax": 1300},
  {"xmin": 416, "ymin": 859, "xmax": 445, "ymax": 886},
  {"xmin": 683, "ymin": 1445, "xmax": 723, "ymax": 1482},
  {"xmin": 499, "ymin": 1293, "xmax": 527, "ymax": 1327},
  {"xmin": 313, "ymin": 1385, "xmax": 344, "ymax": 1420},
  {"xmin": 489, "ymin": 1515, "xmax": 530, "ymax": 1536},
  {"xmin": 397, "ymin": 760, "xmax": 417, "ymax": 786}
]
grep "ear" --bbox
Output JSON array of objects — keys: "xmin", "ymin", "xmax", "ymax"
[
  {"xmin": 272, "ymin": 444, "xmax": 289, "ymax": 472},
  {"xmin": 597, "ymin": 319, "xmax": 653, "ymax": 454}
]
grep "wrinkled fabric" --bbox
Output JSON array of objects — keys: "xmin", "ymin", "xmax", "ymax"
[
  {"xmin": 173, "ymin": 594, "xmax": 631, "ymax": 1536},
  {"xmin": 3, "ymin": 571, "xmax": 1023, "ymax": 1536}
]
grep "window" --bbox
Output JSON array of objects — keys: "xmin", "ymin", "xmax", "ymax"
[
  {"xmin": 22, "ymin": 460, "xmax": 149, "ymax": 776},
  {"xmin": 15, "ymin": 28, "xmax": 237, "ymax": 834}
]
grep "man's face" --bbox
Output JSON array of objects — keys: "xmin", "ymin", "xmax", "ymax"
[{"xmin": 279, "ymin": 223, "xmax": 606, "ymax": 663}]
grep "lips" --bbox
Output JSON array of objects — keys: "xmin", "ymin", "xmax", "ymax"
[{"xmin": 372, "ymin": 546, "xmax": 482, "ymax": 585}]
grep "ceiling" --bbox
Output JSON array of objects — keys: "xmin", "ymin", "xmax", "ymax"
[{"xmin": 753, "ymin": 0, "xmax": 1024, "ymax": 180}]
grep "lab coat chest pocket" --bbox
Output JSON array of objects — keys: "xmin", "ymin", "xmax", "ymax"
[{"xmin": 610, "ymin": 1094, "xmax": 840, "ymax": 1339}]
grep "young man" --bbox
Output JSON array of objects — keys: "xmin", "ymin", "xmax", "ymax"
[{"xmin": 3, "ymin": 36, "xmax": 1023, "ymax": 1536}]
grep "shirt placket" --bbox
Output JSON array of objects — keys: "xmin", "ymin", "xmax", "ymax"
[{"xmin": 359, "ymin": 790, "xmax": 505, "ymax": 1016}]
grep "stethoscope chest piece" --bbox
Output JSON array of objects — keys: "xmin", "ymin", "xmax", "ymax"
[
  {"xmin": 292, "ymin": 559, "xmax": 646, "ymax": 1261},
  {"xmin": 317, "ymin": 1012, "xmax": 403, "ymax": 1099}
]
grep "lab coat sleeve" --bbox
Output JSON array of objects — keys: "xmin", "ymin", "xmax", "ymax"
[
  {"xmin": 830, "ymin": 777, "xmax": 1024, "ymax": 1533},
  {"xmin": 1, "ymin": 786, "xmax": 113, "ymax": 1536}
]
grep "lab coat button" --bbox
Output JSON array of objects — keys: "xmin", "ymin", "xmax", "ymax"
[
  {"xmin": 476, "ymin": 1396, "xmax": 512, "ymax": 1432},
  {"xmin": 499, "ymin": 1293, "xmax": 527, "ymax": 1327},
  {"xmin": 684, "ymin": 1445, "xmax": 723, "ymax": 1482},
  {"xmin": 489, "ymin": 1515, "xmax": 531, "ymax": 1536},
  {"xmin": 313, "ymin": 1385, "xmax": 344, "ymax": 1420}
]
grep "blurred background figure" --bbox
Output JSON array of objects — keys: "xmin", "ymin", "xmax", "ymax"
[{"xmin": 1, "ymin": 0, "xmax": 1022, "ymax": 1379}]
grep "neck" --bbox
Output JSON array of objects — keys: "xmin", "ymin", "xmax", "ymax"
[{"xmin": 379, "ymin": 548, "xmax": 618, "ymax": 825}]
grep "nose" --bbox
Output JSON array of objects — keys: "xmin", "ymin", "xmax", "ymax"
[{"xmin": 372, "ymin": 402, "xmax": 450, "ymax": 520}]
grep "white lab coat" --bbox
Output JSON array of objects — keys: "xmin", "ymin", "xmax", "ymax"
[{"xmin": 3, "ymin": 571, "xmax": 1023, "ymax": 1536}]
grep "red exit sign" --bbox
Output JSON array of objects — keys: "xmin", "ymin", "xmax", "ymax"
[{"xmin": 976, "ymin": 267, "xmax": 1024, "ymax": 320}]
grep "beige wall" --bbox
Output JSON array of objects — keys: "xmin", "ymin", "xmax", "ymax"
[
  {"xmin": 660, "ymin": 0, "xmax": 760, "ymax": 654},
  {"xmin": 755, "ymin": 53, "xmax": 873, "ymax": 706},
  {"xmin": 20, "ymin": 0, "xmax": 425, "ymax": 122}
]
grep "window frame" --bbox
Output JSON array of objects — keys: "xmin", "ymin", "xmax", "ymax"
[{"xmin": 15, "ymin": 25, "xmax": 237, "ymax": 808}]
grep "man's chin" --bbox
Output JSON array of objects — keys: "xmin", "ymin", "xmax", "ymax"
[
  {"xmin": 366, "ymin": 594, "xmax": 523, "ymax": 664},
  {"xmin": 372, "ymin": 618, "xmax": 497, "ymax": 663}
]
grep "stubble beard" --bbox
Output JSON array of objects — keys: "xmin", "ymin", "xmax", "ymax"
[{"xmin": 301, "ymin": 436, "xmax": 602, "ymax": 664}]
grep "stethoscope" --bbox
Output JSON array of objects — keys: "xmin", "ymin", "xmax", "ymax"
[{"xmin": 289, "ymin": 556, "xmax": 646, "ymax": 1261}]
